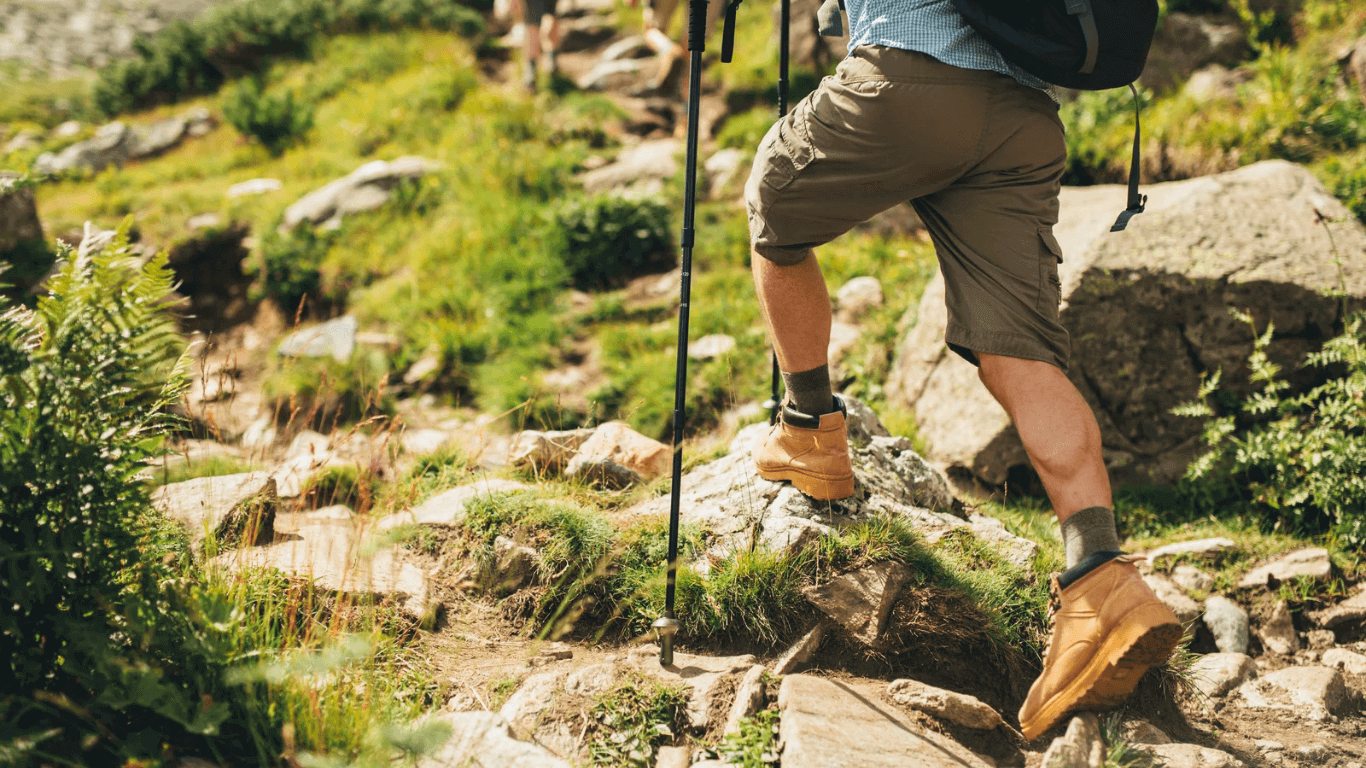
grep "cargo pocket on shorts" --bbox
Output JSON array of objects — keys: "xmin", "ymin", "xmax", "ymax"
[
  {"xmin": 758, "ymin": 97, "xmax": 817, "ymax": 195},
  {"xmin": 1037, "ymin": 226, "xmax": 1063, "ymax": 314}
]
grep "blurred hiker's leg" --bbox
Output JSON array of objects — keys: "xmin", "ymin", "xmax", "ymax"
[{"xmin": 977, "ymin": 353, "xmax": 1112, "ymax": 523}]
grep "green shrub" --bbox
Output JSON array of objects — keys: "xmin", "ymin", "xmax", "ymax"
[
  {"xmin": 549, "ymin": 195, "xmax": 675, "ymax": 291},
  {"xmin": 222, "ymin": 77, "xmax": 316, "ymax": 156},
  {"xmin": 252, "ymin": 226, "xmax": 333, "ymax": 314},
  {"xmin": 1176, "ymin": 310, "xmax": 1366, "ymax": 548}
]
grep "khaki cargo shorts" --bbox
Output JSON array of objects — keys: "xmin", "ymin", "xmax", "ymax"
[{"xmin": 745, "ymin": 45, "xmax": 1070, "ymax": 370}]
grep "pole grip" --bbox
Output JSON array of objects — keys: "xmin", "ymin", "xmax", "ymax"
[
  {"xmin": 688, "ymin": 0, "xmax": 709, "ymax": 52},
  {"xmin": 721, "ymin": 0, "xmax": 742, "ymax": 63}
]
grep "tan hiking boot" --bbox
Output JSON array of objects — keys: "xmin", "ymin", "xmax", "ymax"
[
  {"xmin": 1018, "ymin": 554, "xmax": 1183, "ymax": 741},
  {"xmin": 752, "ymin": 397, "xmax": 856, "ymax": 500}
]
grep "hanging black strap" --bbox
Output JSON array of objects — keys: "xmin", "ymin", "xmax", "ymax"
[
  {"xmin": 1065, "ymin": 0, "xmax": 1099, "ymax": 75},
  {"xmin": 1110, "ymin": 83, "xmax": 1146, "ymax": 233},
  {"xmin": 721, "ymin": 0, "xmax": 744, "ymax": 62}
]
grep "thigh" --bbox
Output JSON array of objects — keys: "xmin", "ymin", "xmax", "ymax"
[
  {"xmin": 914, "ymin": 84, "xmax": 1069, "ymax": 369},
  {"xmin": 746, "ymin": 46, "xmax": 994, "ymax": 264}
]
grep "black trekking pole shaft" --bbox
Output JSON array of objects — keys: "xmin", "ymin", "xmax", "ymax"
[
  {"xmin": 657, "ymin": 0, "xmax": 711, "ymax": 669},
  {"xmin": 767, "ymin": 0, "xmax": 791, "ymax": 425}
]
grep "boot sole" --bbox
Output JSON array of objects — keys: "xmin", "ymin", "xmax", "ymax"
[
  {"xmin": 1019, "ymin": 604, "xmax": 1183, "ymax": 742},
  {"xmin": 756, "ymin": 465, "xmax": 855, "ymax": 500}
]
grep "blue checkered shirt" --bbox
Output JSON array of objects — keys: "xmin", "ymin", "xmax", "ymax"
[{"xmin": 842, "ymin": 0, "xmax": 1055, "ymax": 94}]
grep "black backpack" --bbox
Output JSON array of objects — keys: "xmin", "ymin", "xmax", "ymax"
[{"xmin": 953, "ymin": 0, "xmax": 1160, "ymax": 230}]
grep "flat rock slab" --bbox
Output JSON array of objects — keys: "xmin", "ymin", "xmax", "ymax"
[
  {"xmin": 1238, "ymin": 548, "xmax": 1332, "ymax": 589},
  {"xmin": 1041, "ymin": 713, "xmax": 1103, "ymax": 768},
  {"xmin": 377, "ymin": 479, "xmax": 532, "ymax": 530},
  {"xmin": 778, "ymin": 675, "xmax": 992, "ymax": 768},
  {"xmin": 1147, "ymin": 538, "xmax": 1237, "ymax": 567},
  {"xmin": 1145, "ymin": 575, "xmax": 1203, "ymax": 626},
  {"xmin": 803, "ymin": 561, "xmax": 911, "ymax": 645},
  {"xmin": 1190, "ymin": 653, "xmax": 1258, "ymax": 700},
  {"xmin": 1236, "ymin": 665, "xmax": 1347, "ymax": 721},
  {"xmin": 417, "ymin": 711, "xmax": 571, "ymax": 768},
  {"xmin": 1140, "ymin": 743, "xmax": 1246, "ymax": 768},
  {"xmin": 1322, "ymin": 648, "xmax": 1366, "ymax": 677},
  {"xmin": 1312, "ymin": 588, "xmax": 1366, "ymax": 629},
  {"xmin": 153, "ymin": 472, "xmax": 276, "ymax": 552},
  {"xmin": 886, "ymin": 678, "xmax": 1003, "ymax": 730}
]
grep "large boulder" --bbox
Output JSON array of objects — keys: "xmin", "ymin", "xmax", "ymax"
[
  {"xmin": 1141, "ymin": 12, "xmax": 1250, "ymax": 93},
  {"xmin": 30, "ymin": 110, "xmax": 214, "ymax": 175},
  {"xmin": 0, "ymin": 173, "xmax": 45, "ymax": 288},
  {"xmin": 283, "ymin": 157, "xmax": 443, "ymax": 229},
  {"xmin": 153, "ymin": 472, "xmax": 277, "ymax": 552},
  {"xmin": 887, "ymin": 161, "xmax": 1366, "ymax": 488}
]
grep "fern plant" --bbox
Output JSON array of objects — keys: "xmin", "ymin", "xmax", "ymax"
[{"xmin": 1175, "ymin": 309, "xmax": 1366, "ymax": 547}]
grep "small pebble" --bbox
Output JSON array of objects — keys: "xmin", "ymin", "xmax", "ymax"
[
  {"xmin": 1297, "ymin": 745, "xmax": 1328, "ymax": 760},
  {"xmin": 1256, "ymin": 740, "xmax": 1285, "ymax": 752}
]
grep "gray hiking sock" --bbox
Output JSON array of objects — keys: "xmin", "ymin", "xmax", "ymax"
[
  {"xmin": 782, "ymin": 364, "xmax": 835, "ymax": 417},
  {"xmin": 1060, "ymin": 506, "xmax": 1122, "ymax": 569}
]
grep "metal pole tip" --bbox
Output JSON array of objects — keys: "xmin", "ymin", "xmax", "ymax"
[{"xmin": 652, "ymin": 617, "xmax": 680, "ymax": 666}]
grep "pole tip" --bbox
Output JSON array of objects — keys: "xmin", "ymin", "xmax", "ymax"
[{"xmin": 653, "ymin": 616, "xmax": 680, "ymax": 666}]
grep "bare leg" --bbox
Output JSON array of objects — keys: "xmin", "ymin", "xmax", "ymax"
[
  {"xmin": 751, "ymin": 248, "xmax": 831, "ymax": 374},
  {"xmin": 977, "ymin": 353, "xmax": 1111, "ymax": 523}
]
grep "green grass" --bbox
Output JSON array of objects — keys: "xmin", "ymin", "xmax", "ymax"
[
  {"xmin": 158, "ymin": 454, "xmax": 257, "ymax": 485},
  {"xmin": 587, "ymin": 674, "xmax": 690, "ymax": 768},
  {"xmin": 708, "ymin": 707, "xmax": 781, "ymax": 768}
]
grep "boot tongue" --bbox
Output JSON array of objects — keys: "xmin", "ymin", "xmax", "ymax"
[{"xmin": 1057, "ymin": 550, "xmax": 1126, "ymax": 590}]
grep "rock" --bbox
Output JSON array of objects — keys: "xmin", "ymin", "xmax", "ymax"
[
  {"xmin": 654, "ymin": 746, "xmax": 691, "ymax": 768},
  {"xmin": 0, "ymin": 172, "xmax": 44, "ymax": 257},
  {"xmin": 416, "ymin": 711, "xmax": 572, "ymax": 768},
  {"xmin": 183, "ymin": 107, "xmax": 214, "ymax": 137},
  {"xmin": 507, "ymin": 428, "xmax": 596, "ymax": 474},
  {"xmin": 1183, "ymin": 64, "xmax": 1255, "ymax": 101},
  {"xmin": 287, "ymin": 430, "xmax": 331, "ymax": 459},
  {"xmin": 777, "ymin": 675, "xmax": 992, "ymax": 768},
  {"xmin": 277, "ymin": 315, "xmax": 359, "ymax": 361},
  {"xmin": 835, "ymin": 276, "xmax": 884, "ymax": 323},
  {"xmin": 186, "ymin": 212, "xmax": 222, "ymax": 230},
  {"xmin": 1190, "ymin": 653, "xmax": 1258, "ymax": 700},
  {"xmin": 577, "ymin": 57, "xmax": 645, "ymax": 92},
  {"xmin": 1236, "ymin": 665, "xmax": 1347, "ymax": 721},
  {"xmin": 1306, "ymin": 629, "xmax": 1336, "ymax": 650},
  {"xmin": 962, "ymin": 513, "xmax": 1039, "ymax": 571},
  {"xmin": 270, "ymin": 443, "xmax": 342, "ymax": 499},
  {"xmin": 498, "ymin": 669, "xmax": 567, "ymax": 740},
  {"xmin": 1140, "ymin": 743, "xmax": 1245, "ymax": 768},
  {"xmin": 153, "ymin": 472, "xmax": 277, "ymax": 553},
  {"xmin": 886, "ymin": 678, "xmax": 1003, "ymax": 730},
  {"xmin": 705, "ymin": 147, "xmax": 746, "ymax": 198},
  {"xmin": 400, "ymin": 427, "xmax": 453, "ymax": 457},
  {"xmin": 782, "ymin": 0, "xmax": 848, "ymax": 70},
  {"xmin": 128, "ymin": 114, "xmax": 189, "ymax": 159},
  {"xmin": 1141, "ymin": 12, "xmax": 1250, "ymax": 92},
  {"xmin": 802, "ymin": 561, "xmax": 910, "ymax": 645},
  {"xmin": 486, "ymin": 535, "xmax": 540, "ymax": 594},
  {"xmin": 689, "ymin": 333, "xmax": 737, "ymax": 360},
  {"xmin": 826, "ymin": 321, "xmax": 862, "ymax": 366},
  {"xmin": 32, "ymin": 121, "xmax": 130, "ymax": 174},
  {"xmin": 1311, "ymin": 588, "xmax": 1366, "ymax": 629},
  {"xmin": 241, "ymin": 416, "xmax": 279, "ymax": 453},
  {"xmin": 1145, "ymin": 575, "xmax": 1203, "ymax": 626},
  {"xmin": 1040, "ymin": 713, "xmax": 1104, "ymax": 768},
  {"xmin": 377, "ymin": 479, "xmax": 531, "ymax": 530},
  {"xmin": 1170, "ymin": 564, "xmax": 1215, "ymax": 595},
  {"xmin": 623, "ymin": 398, "xmax": 958, "ymax": 557},
  {"xmin": 54, "ymin": 121, "xmax": 83, "ymax": 139},
  {"xmin": 772, "ymin": 622, "xmax": 826, "ymax": 675},
  {"xmin": 557, "ymin": 15, "xmax": 614, "ymax": 52},
  {"xmin": 628, "ymin": 646, "xmax": 758, "ymax": 731},
  {"xmin": 1340, "ymin": 36, "xmax": 1366, "ymax": 104},
  {"xmin": 1122, "ymin": 719, "xmax": 1171, "ymax": 745},
  {"xmin": 597, "ymin": 35, "xmax": 652, "ymax": 63},
  {"xmin": 887, "ymin": 161, "xmax": 1366, "ymax": 488},
  {"xmin": 4, "ymin": 130, "xmax": 42, "ymax": 154},
  {"xmin": 1259, "ymin": 601, "xmax": 1299, "ymax": 655},
  {"xmin": 1322, "ymin": 648, "xmax": 1366, "ymax": 676},
  {"xmin": 221, "ymin": 521, "xmax": 430, "ymax": 621},
  {"xmin": 564, "ymin": 422, "xmax": 671, "ymax": 488},
  {"xmin": 1147, "ymin": 538, "xmax": 1237, "ymax": 568},
  {"xmin": 283, "ymin": 157, "xmax": 443, "ymax": 229},
  {"xmin": 722, "ymin": 665, "xmax": 766, "ymax": 735},
  {"xmin": 228, "ymin": 178, "xmax": 284, "ymax": 198},
  {"xmin": 580, "ymin": 139, "xmax": 680, "ymax": 195},
  {"xmin": 1203, "ymin": 597, "xmax": 1249, "ymax": 654},
  {"xmin": 1238, "ymin": 548, "xmax": 1332, "ymax": 589}
]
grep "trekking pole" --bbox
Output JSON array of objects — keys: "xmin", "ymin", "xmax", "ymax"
[
  {"xmin": 654, "ymin": 0, "xmax": 744, "ymax": 669},
  {"xmin": 763, "ymin": 0, "xmax": 790, "ymax": 426}
]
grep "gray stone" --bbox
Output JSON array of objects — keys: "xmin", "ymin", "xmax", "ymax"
[
  {"xmin": 4, "ymin": 129, "xmax": 42, "ymax": 154},
  {"xmin": 53, "ymin": 121, "xmax": 83, "ymax": 139},
  {"xmin": 417, "ymin": 711, "xmax": 572, "ymax": 768},
  {"xmin": 597, "ymin": 35, "xmax": 652, "ymax": 63},
  {"xmin": 964, "ymin": 513, "xmax": 1040, "ymax": 571},
  {"xmin": 1311, "ymin": 587, "xmax": 1366, "ymax": 629},
  {"xmin": 1121, "ymin": 719, "xmax": 1171, "ymax": 745},
  {"xmin": 654, "ymin": 746, "xmax": 691, "ymax": 768},
  {"xmin": 486, "ymin": 535, "xmax": 540, "ymax": 594},
  {"xmin": 283, "ymin": 157, "xmax": 442, "ymax": 229},
  {"xmin": 1259, "ymin": 600, "xmax": 1299, "ymax": 655},
  {"xmin": 781, "ymin": 0, "xmax": 847, "ymax": 71},
  {"xmin": 689, "ymin": 333, "xmax": 736, "ymax": 360},
  {"xmin": 1190, "ymin": 653, "xmax": 1258, "ymax": 700},
  {"xmin": 153, "ymin": 472, "xmax": 277, "ymax": 552},
  {"xmin": 277, "ymin": 315, "xmax": 359, "ymax": 361},
  {"xmin": 777, "ymin": 675, "xmax": 992, "ymax": 768},
  {"xmin": 577, "ymin": 57, "xmax": 644, "ymax": 91},
  {"xmin": 32, "ymin": 120, "xmax": 131, "ymax": 174},
  {"xmin": 580, "ymin": 139, "xmax": 679, "ymax": 195},
  {"xmin": 704, "ymin": 148, "xmax": 746, "ymax": 199},
  {"xmin": 835, "ymin": 276, "xmax": 884, "ymax": 322},
  {"xmin": 0, "ymin": 172, "xmax": 44, "ymax": 255},
  {"xmin": 498, "ymin": 669, "xmax": 568, "ymax": 743},
  {"xmin": 269, "ymin": 443, "xmax": 341, "ymax": 499},
  {"xmin": 1170, "ymin": 564, "xmax": 1216, "ymax": 595},
  {"xmin": 1238, "ymin": 548, "xmax": 1332, "ymax": 589},
  {"xmin": 1145, "ymin": 575, "xmax": 1203, "ymax": 626},
  {"xmin": 886, "ymin": 678, "xmax": 1003, "ymax": 730},
  {"xmin": 1306, "ymin": 629, "xmax": 1336, "ymax": 650},
  {"xmin": 1236, "ymin": 665, "xmax": 1348, "ymax": 721},
  {"xmin": 507, "ymin": 428, "xmax": 596, "ymax": 474},
  {"xmin": 186, "ymin": 212, "xmax": 221, "ymax": 230},
  {"xmin": 377, "ymin": 479, "xmax": 532, "ymax": 530},
  {"xmin": 565, "ymin": 421, "xmax": 670, "ymax": 488},
  {"xmin": 1183, "ymin": 65, "xmax": 1255, "ymax": 101},
  {"xmin": 1041, "ymin": 713, "xmax": 1104, "ymax": 768},
  {"xmin": 1322, "ymin": 648, "xmax": 1366, "ymax": 677},
  {"xmin": 1147, "ymin": 538, "xmax": 1237, "ymax": 568},
  {"xmin": 1203, "ymin": 597, "xmax": 1249, "ymax": 655},
  {"xmin": 887, "ymin": 162, "xmax": 1366, "ymax": 488},
  {"xmin": 1340, "ymin": 35, "xmax": 1366, "ymax": 105},
  {"xmin": 722, "ymin": 665, "xmax": 766, "ymax": 735},
  {"xmin": 772, "ymin": 622, "xmax": 826, "ymax": 675},
  {"xmin": 1142, "ymin": 12, "xmax": 1250, "ymax": 93},
  {"xmin": 1140, "ymin": 743, "xmax": 1245, "ymax": 768},
  {"xmin": 227, "ymin": 178, "xmax": 283, "ymax": 198},
  {"xmin": 802, "ymin": 561, "xmax": 910, "ymax": 645},
  {"xmin": 128, "ymin": 115, "xmax": 189, "ymax": 159}
]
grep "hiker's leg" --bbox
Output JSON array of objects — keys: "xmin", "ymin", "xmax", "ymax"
[
  {"xmin": 751, "ymin": 249, "xmax": 830, "ymax": 375},
  {"xmin": 976, "ymin": 353, "xmax": 1111, "ymax": 521}
]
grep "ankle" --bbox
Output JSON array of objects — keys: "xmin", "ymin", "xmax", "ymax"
[{"xmin": 781, "ymin": 364, "xmax": 835, "ymax": 417}]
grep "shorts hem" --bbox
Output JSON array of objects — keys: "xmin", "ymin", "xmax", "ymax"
[{"xmin": 945, "ymin": 323, "xmax": 1068, "ymax": 372}]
